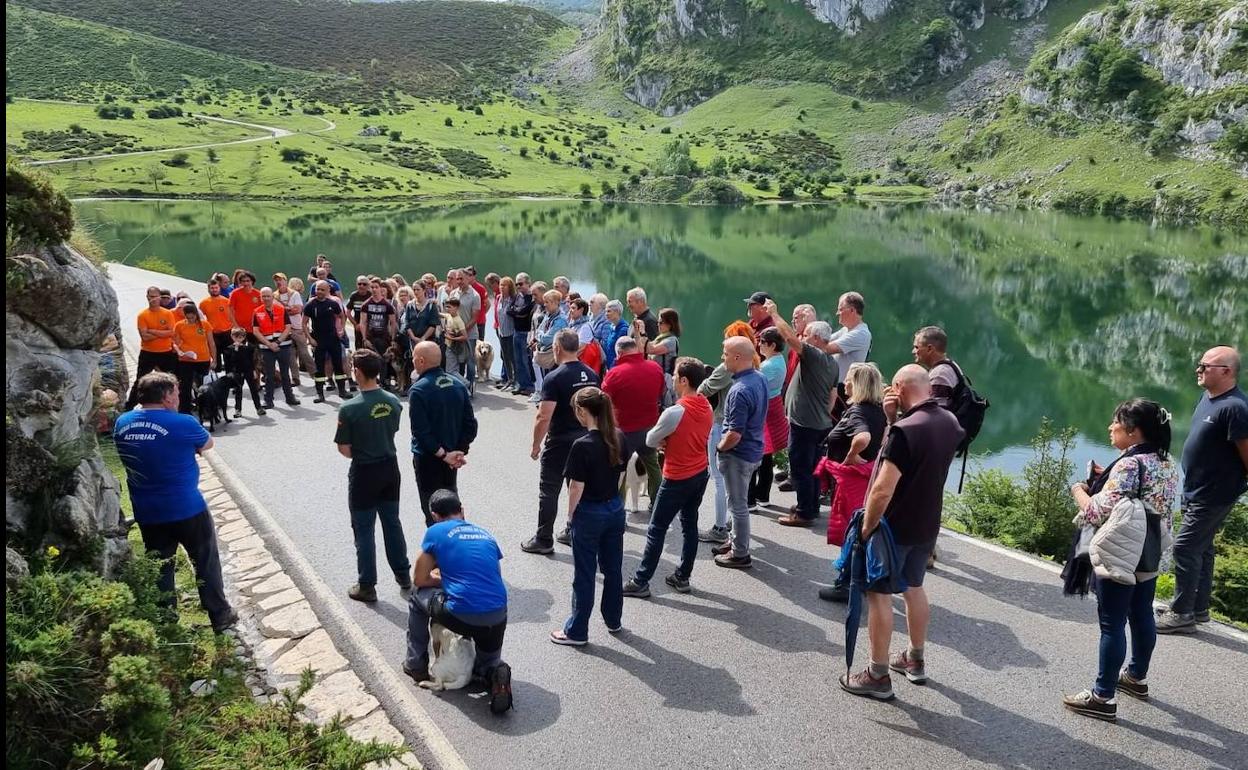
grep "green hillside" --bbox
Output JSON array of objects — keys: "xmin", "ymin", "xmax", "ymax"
[{"xmin": 13, "ymin": 0, "xmax": 572, "ymax": 98}]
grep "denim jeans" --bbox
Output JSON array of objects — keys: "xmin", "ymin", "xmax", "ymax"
[
  {"xmin": 718, "ymin": 452, "xmax": 759, "ymax": 558},
  {"xmin": 1170, "ymin": 499, "xmax": 1236, "ymax": 615},
  {"xmin": 633, "ymin": 471, "xmax": 709, "ymax": 584},
  {"xmin": 790, "ymin": 424, "xmax": 830, "ymax": 520},
  {"xmin": 511, "ymin": 334, "xmax": 534, "ymax": 391},
  {"xmin": 137, "ymin": 510, "xmax": 233, "ymax": 628},
  {"xmin": 405, "ymin": 586, "xmax": 507, "ymax": 676},
  {"xmin": 350, "ymin": 503, "xmax": 409, "ymax": 587},
  {"xmin": 707, "ymin": 419, "xmax": 728, "ymax": 528},
  {"xmin": 564, "ymin": 498, "xmax": 626, "ymax": 641},
  {"xmin": 1094, "ymin": 576, "xmax": 1157, "ymax": 699}
]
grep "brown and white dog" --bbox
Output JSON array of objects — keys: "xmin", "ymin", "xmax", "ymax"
[{"xmin": 475, "ymin": 341, "xmax": 495, "ymax": 382}]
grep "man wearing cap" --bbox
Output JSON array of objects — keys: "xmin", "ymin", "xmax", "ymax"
[
  {"xmin": 745, "ymin": 291, "xmax": 776, "ymax": 340},
  {"xmin": 404, "ymin": 489, "xmax": 512, "ymax": 714}
]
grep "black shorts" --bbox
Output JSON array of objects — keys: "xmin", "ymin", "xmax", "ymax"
[{"xmin": 347, "ymin": 456, "xmax": 400, "ymax": 511}]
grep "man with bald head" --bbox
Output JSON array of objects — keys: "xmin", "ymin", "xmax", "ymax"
[
  {"xmin": 841, "ymin": 364, "xmax": 963, "ymax": 701},
  {"xmin": 408, "ymin": 340, "xmax": 478, "ymax": 526},
  {"xmin": 1158, "ymin": 345, "xmax": 1247, "ymax": 634},
  {"xmin": 710, "ymin": 336, "xmax": 769, "ymax": 569},
  {"xmin": 304, "ymin": 279, "xmax": 349, "ymax": 401}
]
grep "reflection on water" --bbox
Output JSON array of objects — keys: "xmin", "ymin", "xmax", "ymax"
[{"xmin": 77, "ymin": 199, "xmax": 1247, "ymax": 475}]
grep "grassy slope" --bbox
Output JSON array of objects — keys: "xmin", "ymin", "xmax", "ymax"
[{"xmin": 6, "ymin": 100, "xmax": 265, "ymax": 159}]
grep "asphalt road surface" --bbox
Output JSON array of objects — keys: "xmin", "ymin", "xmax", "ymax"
[{"xmin": 111, "ymin": 263, "xmax": 1248, "ymax": 770}]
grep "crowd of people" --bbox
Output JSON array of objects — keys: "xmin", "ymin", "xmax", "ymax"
[{"xmin": 115, "ymin": 257, "xmax": 1247, "ymax": 721}]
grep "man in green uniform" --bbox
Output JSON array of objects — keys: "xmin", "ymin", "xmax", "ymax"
[{"xmin": 335, "ymin": 349, "xmax": 410, "ymax": 602}]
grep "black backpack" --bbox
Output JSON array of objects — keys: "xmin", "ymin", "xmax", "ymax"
[{"xmin": 938, "ymin": 358, "xmax": 989, "ymax": 458}]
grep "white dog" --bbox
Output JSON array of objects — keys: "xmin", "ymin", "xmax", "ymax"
[
  {"xmin": 419, "ymin": 623, "xmax": 476, "ymax": 691},
  {"xmin": 624, "ymin": 456, "xmax": 650, "ymax": 513},
  {"xmin": 475, "ymin": 341, "xmax": 495, "ymax": 382}
]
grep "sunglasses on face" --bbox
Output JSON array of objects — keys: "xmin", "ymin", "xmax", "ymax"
[{"xmin": 1196, "ymin": 363, "xmax": 1230, "ymax": 372}]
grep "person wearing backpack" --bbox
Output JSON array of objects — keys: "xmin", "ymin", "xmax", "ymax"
[
  {"xmin": 1062, "ymin": 399, "xmax": 1177, "ymax": 722},
  {"xmin": 911, "ymin": 325, "xmax": 990, "ymax": 494}
]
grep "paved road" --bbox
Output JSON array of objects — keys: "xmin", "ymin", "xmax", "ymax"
[{"xmin": 110, "ymin": 263, "xmax": 1248, "ymax": 770}]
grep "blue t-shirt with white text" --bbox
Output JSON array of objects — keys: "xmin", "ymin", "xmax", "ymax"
[
  {"xmin": 113, "ymin": 408, "xmax": 210, "ymax": 524},
  {"xmin": 421, "ymin": 520, "xmax": 507, "ymax": 615}
]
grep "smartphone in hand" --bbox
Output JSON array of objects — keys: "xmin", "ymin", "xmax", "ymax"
[{"xmin": 1085, "ymin": 460, "xmax": 1098, "ymax": 487}]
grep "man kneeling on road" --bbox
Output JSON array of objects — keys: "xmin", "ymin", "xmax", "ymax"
[
  {"xmin": 404, "ymin": 490, "xmax": 512, "ymax": 714},
  {"xmin": 840, "ymin": 365, "xmax": 963, "ymax": 700}
]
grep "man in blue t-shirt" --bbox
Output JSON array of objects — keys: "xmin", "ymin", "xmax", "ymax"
[
  {"xmin": 404, "ymin": 490, "xmax": 512, "ymax": 714},
  {"xmin": 113, "ymin": 371, "xmax": 236, "ymax": 632},
  {"xmin": 711, "ymin": 336, "xmax": 769, "ymax": 569}
]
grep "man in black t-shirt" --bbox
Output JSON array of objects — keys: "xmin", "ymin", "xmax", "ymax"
[
  {"xmin": 304, "ymin": 280, "xmax": 348, "ymax": 401},
  {"xmin": 356, "ymin": 281, "xmax": 397, "ymax": 382},
  {"xmin": 521, "ymin": 329, "xmax": 599, "ymax": 554},
  {"xmin": 345, "ymin": 275, "xmax": 373, "ymax": 348}
]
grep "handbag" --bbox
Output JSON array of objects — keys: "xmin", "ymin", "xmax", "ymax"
[{"xmin": 534, "ymin": 345, "xmax": 556, "ymax": 370}]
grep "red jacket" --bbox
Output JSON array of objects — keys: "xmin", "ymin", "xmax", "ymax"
[{"xmin": 601, "ymin": 352, "xmax": 664, "ymax": 432}]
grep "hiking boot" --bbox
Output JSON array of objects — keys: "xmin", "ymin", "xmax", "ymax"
[
  {"xmin": 211, "ymin": 608, "xmax": 239, "ymax": 634},
  {"xmin": 622, "ymin": 579, "xmax": 651, "ymax": 598},
  {"xmin": 1062, "ymin": 690, "xmax": 1117, "ymax": 722},
  {"xmin": 396, "ymin": 573, "xmax": 413, "ymax": 591},
  {"xmin": 1116, "ymin": 671, "xmax": 1148, "ymax": 700},
  {"xmin": 286, "ymin": 398, "xmax": 301, "ymax": 407},
  {"xmin": 839, "ymin": 668, "xmax": 894, "ymax": 700},
  {"xmin": 520, "ymin": 536, "xmax": 554, "ymax": 555},
  {"xmin": 403, "ymin": 660, "xmax": 431, "ymax": 685},
  {"xmin": 349, "ymin": 583, "xmax": 378, "ymax": 603},
  {"xmin": 698, "ymin": 525, "xmax": 730, "ymax": 543},
  {"xmin": 710, "ymin": 541, "xmax": 733, "ymax": 556},
  {"xmin": 714, "ymin": 553, "xmax": 752, "ymax": 569},
  {"xmin": 665, "ymin": 573, "xmax": 691, "ymax": 594},
  {"xmin": 889, "ymin": 650, "xmax": 927, "ymax": 684},
  {"xmin": 1195, "ymin": 610, "xmax": 1211, "ymax": 624},
  {"xmin": 488, "ymin": 663, "xmax": 513, "ymax": 714},
  {"xmin": 256, "ymin": 406, "xmax": 267, "ymax": 416},
  {"xmin": 555, "ymin": 526, "xmax": 572, "ymax": 546},
  {"xmin": 1155, "ymin": 610, "xmax": 1196, "ymax": 634},
  {"xmin": 819, "ymin": 585, "xmax": 849, "ymax": 603}
]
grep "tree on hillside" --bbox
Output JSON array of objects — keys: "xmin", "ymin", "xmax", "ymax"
[
  {"xmin": 708, "ymin": 156, "xmax": 728, "ymax": 177},
  {"xmin": 145, "ymin": 164, "xmax": 167, "ymax": 195},
  {"xmin": 655, "ymin": 140, "xmax": 692, "ymax": 177},
  {"xmin": 207, "ymin": 148, "xmax": 219, "ymax": 163}
]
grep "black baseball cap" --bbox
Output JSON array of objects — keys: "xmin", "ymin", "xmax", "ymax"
[
  {"xmin": 744, "ymin": 291, "xmax": 772, "ymax": 305},
  {"xmin": 429, "ymin": 489, "xmax": 463, "ymax": 517}
]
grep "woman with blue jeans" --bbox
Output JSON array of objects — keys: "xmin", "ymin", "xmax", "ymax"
[
  {"xmin": 551, "ymin": 387, "xmax": 628, "ymax": 645},
  {"xmin": 1063, "ymin": 399, "xmax": 1177, "ymax": 722}
]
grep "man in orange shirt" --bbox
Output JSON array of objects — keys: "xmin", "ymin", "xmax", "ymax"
[
  {"xmin": 199, "ymin": 278, "xmax": 233, "ymax": 369},
  {"xmin": 125, "ymin": 286, "xmax": 179, "ymax": 410},
  {"xmin": 228, "ymin": 271, "xmax": 262, "ymax": 332}
]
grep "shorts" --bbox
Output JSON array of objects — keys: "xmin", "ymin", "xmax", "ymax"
[
  {"xmin": 348, "ymin": 456, "xmax": 401, "ymax": 511},
  {"xmin": 867, "ymin": 538, "xmax": 936, "ymax": 593}
]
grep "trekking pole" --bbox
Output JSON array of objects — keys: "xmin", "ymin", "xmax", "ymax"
[{"xmin": 957, "ymin": 452, "xmax": 968, "ymax": 494}]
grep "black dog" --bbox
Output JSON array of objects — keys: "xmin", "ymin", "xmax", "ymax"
[{"xmin": 196, "ymin": 374, "xmax": 235, "ymax": 433}]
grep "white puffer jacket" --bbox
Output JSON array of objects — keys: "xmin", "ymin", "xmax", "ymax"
[
  {"xmin": 1078, "ymin": 453, "xmax": 1178, "ymax": 585},
  {"xmin": 1089, "ymin": 496, "xmax": 1149, "ymax": 584}
]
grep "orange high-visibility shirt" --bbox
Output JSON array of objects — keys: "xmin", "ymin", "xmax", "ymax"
[{"xmin": 137, "ymin": 307, "xmax": 177, "ymax": 353}]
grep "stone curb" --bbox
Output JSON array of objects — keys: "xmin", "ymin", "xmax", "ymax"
[{"xmin": 199, "ymin": 457, "xmax": 421, "ymax": 770}]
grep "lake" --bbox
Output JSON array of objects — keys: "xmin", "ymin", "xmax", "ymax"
[{"xmin": 77, "ymin": 198, "xmax": 1247, "ymax": 480}]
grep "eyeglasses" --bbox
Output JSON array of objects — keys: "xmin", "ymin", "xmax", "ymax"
[{"xmin": 1196, "ymin": 363, "xmax": 1231, "ymax": 372}]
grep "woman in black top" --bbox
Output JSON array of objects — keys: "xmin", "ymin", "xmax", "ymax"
[{"xmin": 551, "ymin": 387, "xmax": 628, "ymax": 646}]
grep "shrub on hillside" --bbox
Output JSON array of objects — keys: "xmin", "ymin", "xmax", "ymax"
[
  {"xmin": 95, "ymin": 104, "xmax": 135, "ymax": 120},
  {"xmin": 134, "ymin": 255, "xmax": 178, "ymax": 275},
  {"xmin": 279, "ymin": 147, "xmax": 309, "ymax": 162},
  {"xmin": 685, "ymin": 178, "xmax": 749, "ymax": 205},
  {"xmin": 6, "ymin": 162, "xmax": 75, "ymax": 249},
  {"xmin": 145, "ymin": 104, "xmax": 183, "ymax": 119}
]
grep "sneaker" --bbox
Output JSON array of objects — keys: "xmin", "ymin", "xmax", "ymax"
[
  {"xmin": 256, "ymin": 406, "xmax": 267, "ymax": 416},
  {"xmin": 555, "ymin": 526, "xmax": 572, "ymax": 546},
  {"xmin": 233, "ymin": 410, "xmax": 243, "ymax": 419},
  {"xmin": 622, "ymin": 580, "xmax": 651, "ymax": 598},
  {"xmin": 517, "ymin": 389, "xmax": 535, "ymax": 397},
  {"xmin": 699, "ymin": 525, "xmax": 730, "ymax": 543},
  {"xmin": 819, "ymin": 585, "xmax": 849, "ymax": 603},
  {"xmin": 528, "ymin": 393, "xmax": 541, "ymax": 404},
  {"xmin": 550, "ymin": 630, "xmax": 587, "ymax": 647},
  {"xmin": 1062, "ymin": 690, "xmax": 1117, "ymax": 722},
  {"xmin": 403, "ymin": 660, "xmax": 431, "ymax": 685},
  {"xmin": 775, "ymin": 471, "xmax": 789, "ymax": 483},
  {"xmin": 349, "ymin": 583, "xmax": 378, "ymax": 603},
  {"xmin": 888, "ymin": 650, "xmax": 927, "ymax": 684},
  {"xmin": 1155, "ymin": 609, "xmax": 1196, "ymax": 634},
  {"xmin": 777, "ymin": 480, "xmax": 795, "ymax": 492},
  {"xmin": 748, "ymin": 502, "xmax": 761, "ymax": 512},
  {"xmin": 1195, "ymin": 610, "xmax": 1211, "ymax": 624},
  {"xmin": 1116, "ymin": 671, "xmax": 1148, "ymax": 700},
  {"xmin": 211, "ymin": 608, "xmax": 240, "ymax": 634},
  {"xmin": 839, "ymin": 668, "xmax": 894, "ymax": 701},
  {"xmin": 607, "ymin": 624, "xmax": 623, "ymax": 634},
  {"xmin": 665, "ymin": 573, "xmax": 691, "ymax": 594},
  {"xmin": 263, "ymin": 401, "xmax": 275, "ymax": 409},
  {"xmin": 520, "ymin": 536, "xmax": 554, "ymax": 555},
  {"xmin": 488, "ymin": 663, "xmax": 513, "ymax": 714},
  {"xmin": 710, "ymin": 541, "xmax": 733, "ymax": 556},
  {"xmin": 714, "ymin": 553, "xmax": 752, "ymax": 569}
]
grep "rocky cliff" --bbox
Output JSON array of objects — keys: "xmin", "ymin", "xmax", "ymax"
[
  {"xmin": 1022, "ymin": 0, "xmax": 1247, "ymax": 162},
  {"xmin": 6, "ymin": 166, "xmax": 127, "ymax": 581},
  {"xmin": 603, "ymin": 0, "xmax": 1049, "ymax": 112}
]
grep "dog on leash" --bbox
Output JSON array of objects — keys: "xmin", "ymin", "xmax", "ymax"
[
  {"xmin": 419, "ymin": 623, "xmax": 476, "ymax": 691},
  {"xmin": 195, "ymin": 374, "xmax": 235, "ymax": 433},
  {"xmin": 475, "ymin": 341, "xmax": 494, "ymax": 382},
  {"xmin": 624, "ymin": 455, "xmax": 650, "ymax": 513}
]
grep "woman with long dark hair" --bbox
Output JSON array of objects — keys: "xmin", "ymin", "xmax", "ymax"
[
  {"xmin": 171, "ymin": 303, "xmax": 216, "ymax": 414},
  {"xmin": 551, "ymin": 387, "xmax": 628, "ymax": 646},
  {"xmin": 1062, "ymin": 398, "xmax": 1178, "ymax": 722}
]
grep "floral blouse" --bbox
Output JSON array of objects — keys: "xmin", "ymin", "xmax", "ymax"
[{"xmin": 1078, "ymin": 451, "xmax": 1178, "ymax": 530}]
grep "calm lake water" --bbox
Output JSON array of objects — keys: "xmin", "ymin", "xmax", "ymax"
[{"xmin": 77, "ymin": 198, "xmax": 1248, "ymax": 479}]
